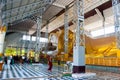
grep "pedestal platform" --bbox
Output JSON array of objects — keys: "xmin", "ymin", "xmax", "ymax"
[{"xmin": 72, "ymin": 73, "xmax": 96, "ymax": 78}]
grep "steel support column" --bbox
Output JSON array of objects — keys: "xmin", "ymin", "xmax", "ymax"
[
  {"xmin": 35, "ymin": 16, "xmax": 42, "ymax": 62},
  {"xmin": 73, "ymin": 0, "xmax": 85, "ymax": 73},
  {"xmin": 35, "ymin": 17, "xmax": 42, "ymax": 53},
  {"xmin": 0, "ymin": 0, "xmax": 4, "ymax": 26},
  {"xmin": 64, "ymin": 6, "xmax": 69, "ymax": 54},
  {"xmin": 16, "ymin": 46, "xmax": 18, "ymax": 55},
  {"xmin": 24, "ymin": 32, "xmax": 28, "ymax": 54},
  {"xmin": 26, "ymin": 35, "xmax": 32, "ymax": 59},
  {"xmin": 20, "ymin": 33, "xmax": 25, "ymax": 55},
  {"xmin": 20, "ymin": 40, "xmax": 23, "ymax": 55},
  {"xmin": 112, "ymin": 0, "xmax": 120, "ymax": 49},
  {"xmin": 45, "ymin": 21, "xmax": 49, "ymax": 54},
  {"xmin": 27, "ymin": 35, "xmax": 32, "ymax": 53}
]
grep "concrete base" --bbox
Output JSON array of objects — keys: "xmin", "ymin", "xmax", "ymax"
[
  {"xmin": 73, "ymin": 66, "xmax": 85, "ymax": 73},
  {"xmin": 72, "ymin": 73, "xmax": 96, "ymax": 78},
  {"xmin": 63, "ymin": 72, "xmax": 72, "ymax": 74}
]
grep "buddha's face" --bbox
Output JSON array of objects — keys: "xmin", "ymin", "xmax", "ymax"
[{"xmin": 50, "ymin": 34, "xmax": 58, "ymax": 46}]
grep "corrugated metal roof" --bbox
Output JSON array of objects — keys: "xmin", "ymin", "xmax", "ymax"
[
  {"xmin": 2, "ymin": 0, "xmax": 53, "ymax": 25},
  {"xmin": 2, "ymin": 0, "xmax": 110, "ymax": 34},
  {"xmin": 54, "ymin": 0, "xmax": 74, "ymax": 7},
  {"xmin": 43, "ymin": 5, "xmax": 63, "ymax": 21},
  {"xmin": 8, "ymin": 19, "xmax": 35, "ymax": 32},
  {"xmin": 2, "ymin": 0, "xmax": 112, "ymax": 47}
]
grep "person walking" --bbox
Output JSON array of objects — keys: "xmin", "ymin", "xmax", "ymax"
[
  {"xmin": 48, "ymin": 56, "xmax": 53, "ymax": 72},
  {"xmin": 4, "ymin": 56, "xmax": 7, "ymax": 64}
]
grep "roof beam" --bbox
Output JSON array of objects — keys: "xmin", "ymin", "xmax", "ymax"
[
  {"xmin": 3, "ymin": 1, "xmax": 43, "ymax": 12},
  {"xmin": 3, "ymin": 8, "xmax": 43, "ymax": 23},
  {"xmin": 44, "ymin": 0, "xmax": 112, "ymax": 33},
  {"xmin": 52, "ymin": 3, "xmax": 65, "ymax": 8},
  {"xmin": 2, "ymin": 0, "xmax": 53, "ymax": 24},
  {"xmin": 85, "ymin": 0, "xmax": 112, "ymax": 18}
]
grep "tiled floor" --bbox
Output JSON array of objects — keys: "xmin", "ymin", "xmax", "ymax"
[
  {"xmin": 1, "ymin": 64, "xmax": 120, "ymax": 80},
  {"xmin": 0, "ymin": 64, "xmax": 93, "ymax": 80},
  {"xmin": 1, "ymin": 64, "xmax": 63, "ymax": 80}
]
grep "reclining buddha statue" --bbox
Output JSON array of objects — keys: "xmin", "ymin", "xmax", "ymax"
[{"xmin": 42, "ymin": 42, "xmax": 58, "ymax": 56}]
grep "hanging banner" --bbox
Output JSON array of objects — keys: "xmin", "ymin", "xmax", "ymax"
[{"xmin": 0, "ymin": 26, "xmax": 6, "ymax": 54}]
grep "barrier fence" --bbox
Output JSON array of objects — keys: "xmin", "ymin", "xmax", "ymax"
[{"xmin": 86, "ymin": 57, "xmax": 120, "ymax": 67}]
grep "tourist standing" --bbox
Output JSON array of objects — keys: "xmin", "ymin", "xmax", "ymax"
[{"xmin": 48, "ymin": 56, "xmax": 53, "ymax": 72}]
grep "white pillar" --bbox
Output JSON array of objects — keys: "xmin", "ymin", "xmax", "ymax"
[
  {"xmin": 73, "ymin": 0, "xmax": 85, "ymax": 73},
  {"xmin": 73, "ymin": 46, "xmax": 85, "ymax": 73},
  {"xmin": 0, "ymin": 2, "xmax": 6, "ymax": 54},
  {"xmin": 112, "ymin": 0, "xmax": 120, "ymax": 49},
  {"xmin": 0, "ymin": 29, "xmax": 6, "ymax": 54}
]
